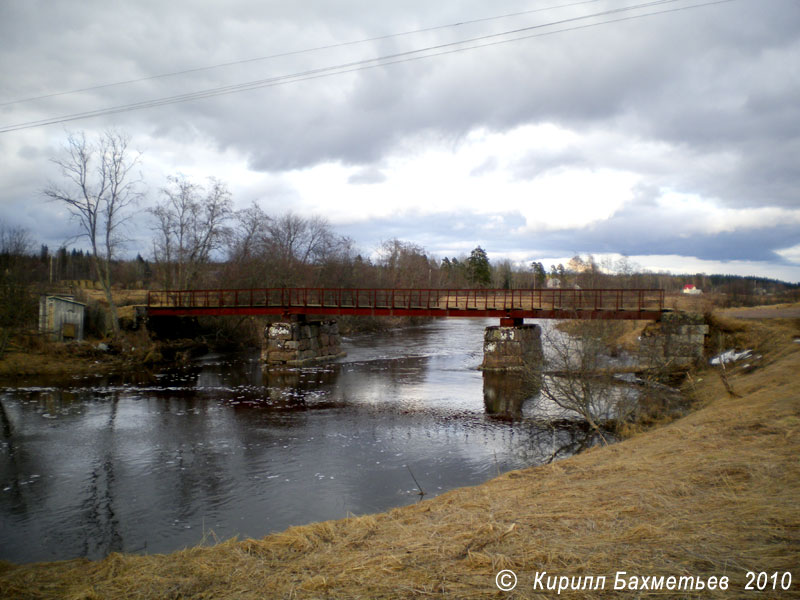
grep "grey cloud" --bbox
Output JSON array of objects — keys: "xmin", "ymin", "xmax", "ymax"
[
  {"xmin": 348, "ymin": 167, "xmax": 387, "ymax": 185},
  {"xmin": 6, "ymin": 1, "xmax": 797, "ymax": 184},
  {"xmin": 17, "ymin": 145, "xmax": 40, "ymax": 160},
  {"xmin": 469, "ymin": 157, "xmax": 498, "ymax": 177},
  {"xmin": 2, "ymin": 0, "xmax": 799, "ymax": 276},
  {"xmin": 339, "ymin": 198, "xmax": 799, "ymax": 270},
  {"xmin": 540, "ymin": 222, "xmax": 800, "ymax": 264},
  {"xmin": 522, "ymin": 198, "xmax": 800, "ymax": 264},
  {"xmin": 511, "ymin": 148, "xmax": 587, "ymax": 180},
  {"xmin": 338, "ymin": 209, "xmax": 529, "ymax": 258}
]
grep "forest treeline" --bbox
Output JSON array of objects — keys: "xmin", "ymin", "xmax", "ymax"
[
  {"xmin": 7, "ymin": 216, "xmax": 798, "ymax": 296},
  {"xmin": 2, "ymin": 213, "xmax": 797, "ymax": 335}
]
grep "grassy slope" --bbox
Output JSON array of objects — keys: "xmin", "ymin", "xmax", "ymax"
[{"xmin": 1, "ymin": 318, "xmax": 798, "ymax": 599}]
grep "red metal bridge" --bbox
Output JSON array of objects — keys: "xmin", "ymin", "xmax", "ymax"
[{"xmin": 146, "ymin": 288, "xmax": 665, "ymax": 323}]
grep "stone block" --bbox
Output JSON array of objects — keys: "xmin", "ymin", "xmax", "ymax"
[
  {"xmin": 662, "ymin": 311, "xmax": 704, "ymax": 325},
  {"xmin": 485, "ymin": 328, "xmax": 501, "ymax": 342},
  {"xmin": 482, "ymin": 354, "xmax": 522, "ymax": 369},
  {"xmin": 267, "ymin": 339, "xmax": 285, "ymax": 350},
  {"xmin": 671, "ymin": 356, "xmax": 699, "ymax": 367},
  {"xmin": 667, "ymin": 342, "xmax": 702, "ymax": 357},
  {"xmin": 268, "ymin": 323, "xmax": 294, "ymax": 340},
  {"xmin": 268, "ymin": 351, "xmax": 296, "ymax": 363},
  {"xmin": 500, "ymin": 329, "xmax": 517, "ymax": 341}
]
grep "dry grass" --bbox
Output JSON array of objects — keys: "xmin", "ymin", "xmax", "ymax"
[
  {"xmin": 75, "ymin": 288, "xmax": 150, "ymax": 306},
  {"xmin": 665, "ymin": 292, "xmax": 722, "ymax": 313},
  {"xmin": 0, "ymin": 344, "xmax": 121, "ymax": 379},
  {"xmin": 720, "ymin": 301, "xmax": 800, "ymax": 320},
  {"xmin": 0, "ymin": 329, "xmax": 157, "ymax": 380},
  {"xmin": 555, "ymin": 319, "xmax": 650, "ymax": 354},
  {"xmin": 1, "ymin": 317, "xmax": 799, "ymax": 598}
]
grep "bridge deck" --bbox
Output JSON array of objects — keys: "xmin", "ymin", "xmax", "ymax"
[{"xmin": 146, "ymin": 288, "xmax": 665, "ymax": 321}]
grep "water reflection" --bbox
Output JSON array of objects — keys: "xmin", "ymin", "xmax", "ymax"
[
  {"xmin": 1, "ymin": 318, "xmax": 606, "ymax": 564},
  {"xmin": 482, "ymin": 370, "xmax": 541, "ymax": 419}
]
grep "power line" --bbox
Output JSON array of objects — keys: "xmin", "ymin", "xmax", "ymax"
[
  {"xmin": 0, "ymin": 0, "xmax": 736, "ymax": 134},
  {"xmin": 0, "ymin": 0, "xmax": 603, "ymax": 107}
]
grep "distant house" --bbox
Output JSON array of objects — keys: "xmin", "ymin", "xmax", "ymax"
[
  {"xmin": 546, "ymin": 278, "xmax": 581, "ymax": 290},
  {"xmin": 39, "ymin": 295, "xmax": 86, "ymax": 341},
  {"xmin": 682, "ymin": 284, "xmax": 703, "ymax": 295}
]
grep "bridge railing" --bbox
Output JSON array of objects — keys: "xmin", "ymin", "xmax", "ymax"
[{"xmin": 146, "ymin": 287, "xmax": 665, "ymax": 313}]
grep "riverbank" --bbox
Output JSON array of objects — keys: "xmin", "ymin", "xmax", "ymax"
[
  {"xmin": 0, "ymin": 309, "xmax": 428, "ymax": 381},
  {"xmin": 0, "ymin": 333, "xmax": 204, "ymax": 382},
  {"xmin": 1, "ymin": 315, "xmax": 797, "ymax": 598}
]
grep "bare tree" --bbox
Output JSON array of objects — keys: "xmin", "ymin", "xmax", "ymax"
[
  {"xmin": 223, "ymin": 202, "xmax": 272, "ymax": 287},
  {"xmin": 0, "ymin": 223, "xmax": 35, "ymax": 356},
  {"xmin": 261, "ymin": 212, "xmax": 338, "ymax": 285},
  {"xmin": 44, "ymin": 131, "xmax": 142, "ymax": 335},
  {"xmin": 376, "ymin": 239, "xmax": 432, "ymax": 287},
  {"xmin": 230, "ymin": 202, "xmax": 271, "ymax": 262},
  {"xmin": 267, "ymin": 212, "xmax": 335, "ymax": 265},
  {"xmin": 150, "ymin": 174, "xmax": 232, "ymax": 289},
  {"xmin": 0, "ymin": 225, "xmax": 33, "ymax": 258},
  {"xmin": 539, "ymin": 321, "xmax": 637, "ymax": 440}
]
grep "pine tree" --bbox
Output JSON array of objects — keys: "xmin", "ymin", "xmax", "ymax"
[{"xmin": 467, "ymin": 246, "xmax": 491, "ymax": 287}]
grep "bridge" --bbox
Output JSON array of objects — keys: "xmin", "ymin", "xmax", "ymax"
[
  {"xmin": 146, "ymin": 287, "xmax": 665, "ymax": 323},
  {"xmin": 145, "ymin": 287, "xmax": 669, "ymax": 368}
]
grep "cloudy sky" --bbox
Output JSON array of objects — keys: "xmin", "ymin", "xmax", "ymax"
[{"xmin": 1, "ymin": 0, "xmax": 799, "ymax": 281}]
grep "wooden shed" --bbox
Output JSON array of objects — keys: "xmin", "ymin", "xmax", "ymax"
[{"xmin": 39, "ymin": 295, "xmax": 86, "ymax": 341}]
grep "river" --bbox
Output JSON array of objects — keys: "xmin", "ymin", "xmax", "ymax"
[{"xmin": 0, "ymin": 318, "xmax": 599, "ymax": 564}]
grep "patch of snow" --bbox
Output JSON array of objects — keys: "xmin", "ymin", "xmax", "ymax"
[{"xmin": 710, "ymin": 349, "xmax": 753, "ymax": 365}]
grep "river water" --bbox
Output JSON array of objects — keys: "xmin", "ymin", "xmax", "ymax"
[{"xmin": 0, "ymin": 318, "xmax": 599, "ymax": 564}]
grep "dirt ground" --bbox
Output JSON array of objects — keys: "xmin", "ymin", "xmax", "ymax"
[{"xmin": 1, "ymin": 315, "xmax": 798, "ymax": 598}]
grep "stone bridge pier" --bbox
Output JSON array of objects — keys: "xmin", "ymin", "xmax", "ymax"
[
  {"xmin": 639, "ymin": 311, "xmax": 709, "ymax": 368},
  {"xmin": 480, "ymin": 318, "xmax": 543, "ymax": 371},
  {"xmin": 262, "ymin": 315, "xmax": 345, "ymax": 367},
  {"xmin": 480, "ymin": 318, "xmax": 543, "ymax": 418}
]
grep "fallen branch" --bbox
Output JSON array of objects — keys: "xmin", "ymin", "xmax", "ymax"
[{"xmin": 407, "ymin": 465, "xmax": 425, "ymax": 497}]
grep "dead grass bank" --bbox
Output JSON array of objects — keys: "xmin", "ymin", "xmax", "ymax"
[
  {"xmin": 0, "ymin": 344, "xmax": 126, "ymax": 380},
  {"xmin": 1, "ymin": 318, "xmax": 799, "ymax": 598}
]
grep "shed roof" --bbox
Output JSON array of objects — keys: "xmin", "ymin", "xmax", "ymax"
[{"xmin": 44, "ymin": 295, "xmax": 87, "ymax": 307}]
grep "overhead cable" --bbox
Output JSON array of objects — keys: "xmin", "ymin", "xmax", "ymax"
[
  {"xmin": 0, "ymin": 0, "xmax": 603, "ymax": 107},
  {"xmin": 0, "ymin": 0, "xmax": 737, "ymax": 134}
]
